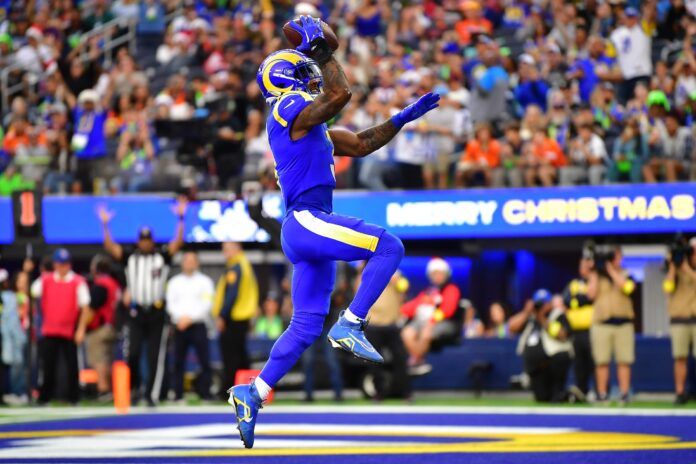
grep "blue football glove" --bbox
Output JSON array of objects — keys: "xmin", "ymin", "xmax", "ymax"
[
  {"xmin": 288, "ymin": 15, "xmax": 325, "ymax": 53},
  {"xmin": 391, "ymin": 92, "xmax": 441, "ymax": 129}
]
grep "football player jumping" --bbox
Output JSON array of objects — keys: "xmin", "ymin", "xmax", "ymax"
[{"xmin": 229, "ymin": 15, "xmax": 440, "ymax": 448}]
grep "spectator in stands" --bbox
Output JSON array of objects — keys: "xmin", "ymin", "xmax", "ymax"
[
  {"xmin": 651, "ymin": 60, "xmax": 675, "ymax": 99},
  {"xmin": 71, "ymin": 89, "xmax": 107, "ymax": 193},
  {"xmin": 42, "ymin": 102, "xmax": 73, "ymax": 193},
  {"xmin": 83, "ymin": 0, "xmax": 115, "ymax": 30},
  {"xmin": 76, "ymin": 255, "xmax": 120, "ymax": 401},
  {"xmin": 588, "ymin": 246, "xmax": 636, "ymax": 404},
  {"xmin": 456, "ymin": 122, "xmax": 501, "ymax": 187},
  {"xmin": 0, "ymin": 163, "xmax": 34, "ymax": 196},
  {"xmin": 643, "ymin": 112, "xmax": 693, "ymax": 182},
  {"xmin": 31, "ymin": 249, "xmax": 90, "ymax": 404},
  {"xmin": 498, "ymin": 121, "xmax": 525, "ymax": 187},
  {"xmin": 486, "ymin": 301, "xmax": 511, "ymax": 338},
  {"xmin": 14, "ymin": 125, "xmax": 50, "ymax": 184},
  {"xmin": 166, "ymin": 251, "xmax": 215, "ymax": 401},
  {"xmin": 362, "ymin": 268, "xmax": 411, "ymax": 399},
  {"xmin": 423, "ymin": 92, "xmax": 459, "ymax": 189},
  {"xmin": 547, "ymin": 92, "xmax": 571, "ymax": 151},
  {"xmin": 568, "ymin": 35, "xmax": 617, "ymax": 104},
  {"xmin": 514, "ymin": 54, "xmax": 549, "ymax": 114},
  {"xmin": 675, "ymin": 37, "xmax": 696, "ymax": 108},
  {"xmin": 663, "ymin": 237, "xmax": 696, "ymax": 405},
  {"xmin": 610, "ymin": 6, "xmax": 652, "ymax": 104},
  {"xmin": 510, "ymin": 289, "xmax": 573, "ymax": 403},
  {"xmin": 58, "ymin": 40, "xmax": 101, "ymax": 99},
  {"xmin": 393, "ymin": 96, "xmax": 428, "ymax": 189},
  {"xmin": 212, "ymin": 242, "xmax": 258, "ymax": 399},
  {"xmin": 160, "ymin": 74, "xmax": 194, "ymax": 120},
  {"xmin": 469, "ymin": 44, "xmax": 510, "ymax": 128},
  {"xmin": 591, "ymin": 83, "xmax": 623, "ymax": 143},
  {"xmin": 254, "ymin": 293, "xmax": 284, "ymax": 340},
  {"xmin": 462, "ymin": 299, "xmax": 484, "ymax": 339},
  {"xmin": 542, "ymin": 43, "xmax": 569, "ymax": 90},
  {"xmin": 0, "ymin": 33, "xmax": 12, "ymax": 69},
  {"xmin": 525, "ymin": 127, "xmax": 567, "ymax": 186},
  {"xmin": 548, "ymin": 3, "xmax": 577, "ymax": 52},
  {"xmin": 0, "ymin": 269, "xmax": 27, "ymax": 403},
  {"xmin": 561, "ymin": 124, "xmax": 607, "ymax": 185},
  {"xmin": 210, "ymin": 71, "xmax": 250, "ymax": 190},
  {"xmin": 111, "ymin": 119, "xmax": 155, "ymax": 193},
  {"xmin": 563, "ymin": 254, "xmax": 596, "ymax": 401},
  {"xmin": 15, "ymin": 27, "xmax": 53, "ymax": 76},
  {"xmin": 455, "ymin": 1, "xmax": 492, "ymax": 45},
  {"xmin": 2, "ymin": 116, "xmax": 32, "ymax": 157},
  {"xmin": 401, "ymin": 258, "xmax": 461, "ymax": 376},
  {"xmin": 610, "ymin": 118, "xmax": 647, "ymax": 183}
]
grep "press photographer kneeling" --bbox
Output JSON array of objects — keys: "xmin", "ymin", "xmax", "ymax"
[
  {"xmin": 511, "ymin": 289, "xmax": 572, "ymax": 403},
  {"xmin": 663, "ymin": 236, "xmax": 696, "ymax": 405},
  {"xmin": 587, "ymin": 245, "xmax": 636, "ymax": 404}
]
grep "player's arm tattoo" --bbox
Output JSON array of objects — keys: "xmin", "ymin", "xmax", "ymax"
[
  {"xmin": 354, "ymin": 120, "xmax": 399, "ymax": 156},
  {"xmin": 293, "ymin": 57, "xmax": 351, "ymax": 135},
  {"xmin": 328, "ymin": 120, "xmax": 399, "ymax": 158}
]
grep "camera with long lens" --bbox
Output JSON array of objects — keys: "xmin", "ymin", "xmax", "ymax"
[
  {"xmin": 668, "ymin": 233, "xmax": 694, "ymax": 267},
  {"xmin": 583, "ymin": 242, "xmax": 615, "ymax": 276}
]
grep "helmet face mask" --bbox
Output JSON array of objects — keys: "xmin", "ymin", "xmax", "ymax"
[
  {"xmin": 295, "ymin": 61, "xmax": 323, "ymax": 95},
  {"xmin": 257, "ymin": 50, "xmax": 323, "ymax": 104}
]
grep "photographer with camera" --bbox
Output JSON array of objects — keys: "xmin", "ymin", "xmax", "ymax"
[
  {"xmin": 510, "ymin": 289, "xmax": 573, "ymax": 403},
  {"xmin": 663, "ymin": 236, "xmax": 696, "ymax": 405},
  {"xmin": 587, "ymin": 246, "xmax": 636, "ymax": 404}
]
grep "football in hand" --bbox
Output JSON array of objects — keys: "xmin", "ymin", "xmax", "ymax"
[{"xmin": 282, "ymin": 18, "xmax": 339, "ymax": 51}]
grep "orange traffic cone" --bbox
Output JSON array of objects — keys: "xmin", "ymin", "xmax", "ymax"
[{"xmin": 112, "ymin": 361, "xmax": 131, "ymax": 414}]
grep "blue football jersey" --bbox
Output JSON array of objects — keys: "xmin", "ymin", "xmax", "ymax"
[{"xmin": 267, "ymin": 90, "xmax": 336, "ymax": 214}]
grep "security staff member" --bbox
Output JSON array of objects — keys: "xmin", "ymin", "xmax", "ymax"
[
  {"xmin": 98, "ymin": 199, "xmax": 186, "ymax": 406},
  {"xmin": 587, "ymin": 246, "xmax": 636, "ymax": 404},
  {"xmin": 212, "ymin": 242, "xmax": 258, "ymax": 396},
  {"xmin": 563, "ymin": 256, "xmax": 595, "ymax": 400},
  {"xmin": 166, "ymin": 251, "xmax": 215, "ymax": 401},
  {"xmin": 663, "ymin": 239, "xmax": 696, "ymax": 405}
]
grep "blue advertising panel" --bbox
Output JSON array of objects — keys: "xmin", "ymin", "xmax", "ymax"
[
  {"xmin": 0, "ymin": 198, "xmax": 13, "ymax": 244},
  {"xmin": 333, "ymin": 183, "xmax": 696, "ymax": 239},
  {"xmin": 42, "ymin": 195, "xmax": 283, "ymax": 244},
  {"xmin": 40, "ymin": 183, "xmax": 696, "ymax": 244}
]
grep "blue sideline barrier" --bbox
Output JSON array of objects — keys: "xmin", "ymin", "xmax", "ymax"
[{"xmin": 234, "ymin": 336, "xmax": 674, "ymax": 392}]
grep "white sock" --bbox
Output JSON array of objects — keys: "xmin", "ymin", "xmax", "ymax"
[
  {"xmin": 254, "ymin": 377, "xmax": 272, "ymax": 401},
  {"xmin": 344, "ymin": 308, "xmax": 362, "ymax": 323}
]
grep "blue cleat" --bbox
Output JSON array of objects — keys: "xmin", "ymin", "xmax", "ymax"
[
  {"xmin": 327, "ymin": 311, "xmax": 384, "ymax": 364},
  {"xmin": 228, "ymin": 383, "xmax": 263, "ymax": 448}
]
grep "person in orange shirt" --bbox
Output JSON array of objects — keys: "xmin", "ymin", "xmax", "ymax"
[
  {"xmin": 456, "ymin": 122, "xmax": 501, "ymax": 187},
  {"xmin": 2, "ymin": 117, "xmax": 33, "ymax": 156},
  {"xmin": 525, "ymin": 127, "xmax": 567, "ymax": 186},
  {"xmin": 455, "ymin": 1, "xmax": 493, "ymax": 46}
]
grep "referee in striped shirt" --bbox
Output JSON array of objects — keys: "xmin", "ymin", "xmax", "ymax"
[{"xmin": 98, "ymin": 200, "xmax": 186, "ymax": 406}]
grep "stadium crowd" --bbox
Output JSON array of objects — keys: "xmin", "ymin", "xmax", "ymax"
[{"xmin": 0, "ymin": 0, "xmax": 695, "ymax": 195}]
